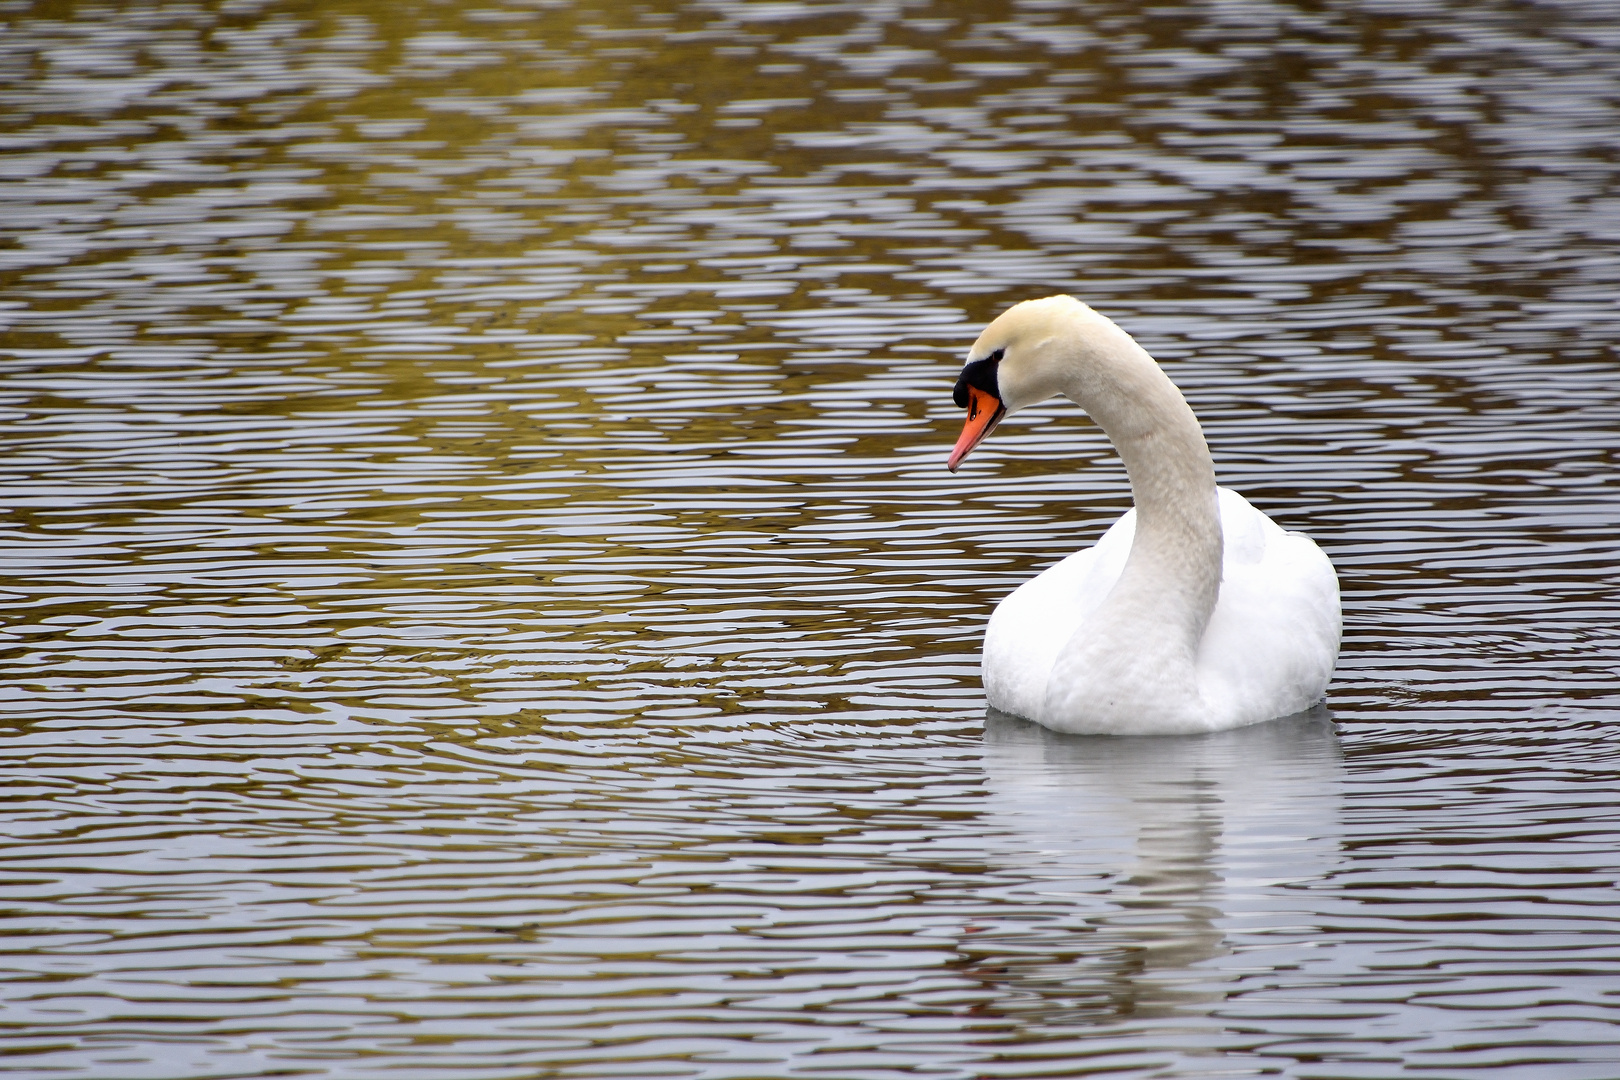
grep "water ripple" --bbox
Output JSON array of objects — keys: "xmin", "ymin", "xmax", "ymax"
[{"xmin": 2, "ymin": 0, "xmax": 1619, "ymax": 1077}]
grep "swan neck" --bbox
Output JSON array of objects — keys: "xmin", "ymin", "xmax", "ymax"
[{"xmin": 1060, "ymin": 314, "xmax": 1222, "ymax": 645}]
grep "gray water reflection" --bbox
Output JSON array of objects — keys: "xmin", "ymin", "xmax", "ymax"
[
  {"xmin": 3, "ymin": 0, "xmax": 1620, "ymax": 1076},
  {"xmin": 974, "ymin": 710, "xmax": 1343, "ymax": 1027}
]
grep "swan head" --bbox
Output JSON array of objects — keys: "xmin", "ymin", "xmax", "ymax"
[{"xmin": 948, "ymin": 295, "xmax": 1086, "ymax": 472}]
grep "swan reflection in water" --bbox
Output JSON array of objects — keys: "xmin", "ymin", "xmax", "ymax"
[{"xmin": 960, "ymin": 708, "xmax": 1344, "ymax": 1026}]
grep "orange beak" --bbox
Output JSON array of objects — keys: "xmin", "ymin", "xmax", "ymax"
[{"xmin": 948, "ymin": 385, "xmax": 1007, "ymax": 472}]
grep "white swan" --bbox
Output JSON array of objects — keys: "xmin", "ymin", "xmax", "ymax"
[{"xmin": 948, "ymin": 296, "xmax": 1340, "ymax": 735}]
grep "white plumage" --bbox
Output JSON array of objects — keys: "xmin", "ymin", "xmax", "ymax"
[{"xmin": 949, "ymin": 296, "xmax": 1340, "ymax": 735}]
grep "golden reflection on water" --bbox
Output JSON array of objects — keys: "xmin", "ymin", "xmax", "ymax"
[{"xmin": 2, "ymin": 0, "xmax": 1620, "ymax": 1077}]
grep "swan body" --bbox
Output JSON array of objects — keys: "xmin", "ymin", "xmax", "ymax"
[{"xmin": 948, "ymin": 296, "xmax": 1340, "ymax": 735}]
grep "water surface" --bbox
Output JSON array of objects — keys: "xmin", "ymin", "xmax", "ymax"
[{"xmin": 3, "ymin": 0, "xmax": 1620, "ymax": 1077}]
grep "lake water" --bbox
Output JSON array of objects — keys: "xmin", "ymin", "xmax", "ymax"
[{"xmin": 3, "ymin": 0, "xmax": 1620, "ymax": 1077}]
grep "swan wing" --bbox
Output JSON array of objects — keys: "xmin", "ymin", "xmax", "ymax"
[
  {"xmin": 982, "ymin": 509, "xmax": 1136, "ymax": 721},
  {"xmin": 1197, "ymin": 488, "xmax": 1341, "ymax": 727}
]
